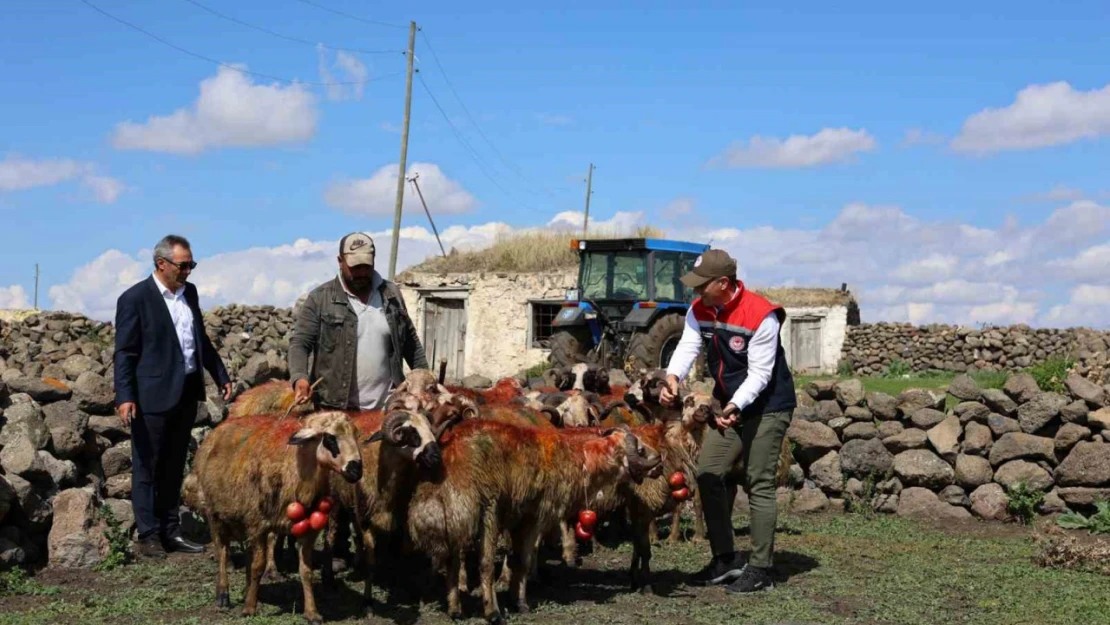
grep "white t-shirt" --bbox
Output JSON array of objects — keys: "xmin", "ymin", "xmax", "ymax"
[{"xmin": 338, "ymin": 272, "xmax": 393, "ymax": 410}]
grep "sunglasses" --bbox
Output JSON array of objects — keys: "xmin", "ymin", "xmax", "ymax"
[{"xmin": 160, "ymin": 258, "xmax": 197, "ymax": 271}]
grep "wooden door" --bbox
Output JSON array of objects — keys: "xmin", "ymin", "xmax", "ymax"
[
  {"xmin": 423, "ymin": 297, "xmax": 467, "ymax": 380},
  {"xmin": 790, "ymin": 317, "xmax": 822, "ymax": 373}
]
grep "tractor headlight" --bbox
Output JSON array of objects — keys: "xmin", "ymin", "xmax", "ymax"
[{"xmin": 565, "ymin": 288, "xmax": 579, "ymax": 302}]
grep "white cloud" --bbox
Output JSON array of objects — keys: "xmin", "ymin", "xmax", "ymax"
[
  {"xmin": 891, "ymin": 254, "xmax": 959, "ymax": 283},
  {"xmin": 1043, "ymin": 285, "xmax": 1110, "ymax": 328},
  {"xmin": 951, "ymin": 81, "xmax": 1110, "ymax": 154},
  {"xmin": 0, "ymin": 285, "xmax": 30, "ymax": 309},
  {"xmin": 112, "ymin": 66, "xmax": 318, "ymax": 155},
  {"xmin": 317, "ymin": 45, "xmax": 368, "ymax": 101},
  {"xmin": 1021, "ymin": 184, "xmax": 1087, "ymax": 203},
  {"xmin": 901, "ymin": 128, "xmax": 946, "ymax": 146},
  {"xmin": 0, "ymin": 154, "xmax": 125, "ymax": 204},
  {"xmin": 660, "ymin": 197, "xmax": 695, "ymax": 220},
  {"xmin": 709, "ymin": 127, "xmax": 877, "ymax": 169},
  {"xmin": 324, "ymin": 162, "xmax": 477, "ymax": 217},
  {"xmin": 1048, "ymin": 243, "xmax": 1110, "ymax": 283},
  {"xmin": 548, "ymin": 210, "xmax": 649, "ymax": 235}
]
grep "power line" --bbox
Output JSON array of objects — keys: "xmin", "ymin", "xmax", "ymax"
[
  {"xmin": 183, "ymin": 0, "xmax": 402, "ymax": 55},
  {"xmin": 293, "ymin": 0, "xmax": 408, "ymax": 29},
  {"xmin": 417, "ymin": 72, "xmax": 549, "ymax": 216},
  {"xmin": 78, "ymin": 0, "xmax": 403, "ymax": 86}
]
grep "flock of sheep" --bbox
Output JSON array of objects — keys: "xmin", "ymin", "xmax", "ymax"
[{"xmin": 181, "ymin": 363, "xmax": 727, "ymax": 624}]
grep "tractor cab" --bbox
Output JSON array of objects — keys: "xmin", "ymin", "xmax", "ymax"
[{"xmin": 550, "ymin": 237, "xmax": 710, "ymax": 372}]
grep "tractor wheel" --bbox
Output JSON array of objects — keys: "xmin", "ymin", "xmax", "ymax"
[
  {"xmin": 626, "ymin": 314, "xmax": 686, "ymax": 374},
  {"xmin": 549, "ymin": 327, "xmax": 593, "ymax": 369}
]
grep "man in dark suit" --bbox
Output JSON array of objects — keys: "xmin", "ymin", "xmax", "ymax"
[{"xmin": 114, "ymin": 234, "xmax": 232, "ymax": 558}]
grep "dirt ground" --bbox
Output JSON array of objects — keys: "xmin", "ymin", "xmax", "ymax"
[{"xmin": 2, "ymin": 510, "xmax": 1107, "ymax": 625}]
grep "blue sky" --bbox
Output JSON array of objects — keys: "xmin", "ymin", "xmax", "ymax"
[{"xmin": 1, "ymin": 0, "xmax": 1108, "ymax": 326}]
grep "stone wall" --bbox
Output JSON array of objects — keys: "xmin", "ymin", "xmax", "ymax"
[
  {"xmin": 398, "ymin": 270, "xmax": 577, "ymax": 380},
  {"xmin": 779, "ymin": 373, "xmax": 1110, "ymax": 520},
  {"xmin": 841, "ymin": 323, "xmax": 1110, "ymax": 384}
]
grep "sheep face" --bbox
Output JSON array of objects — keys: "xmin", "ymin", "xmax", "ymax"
[
  {"xmin": 627, "ymin": 369, "xmax": 668, "ymax": 406},
  {"xmin": 606, "ymin": 426, "xmax": 663, "ymax": 484},
  {"xmin": 390, "ymin": 368, "xmax": 457, "ymax": 413},
  {"xmin": 288, "ymin": 411, "xmax": 364, "ymax": 483},
  {"xmin": 366, "ymin": 409, "xmax": 444, "ymax": 471},
  {"xmin": 681, "ymin": 391, "xmax": 717, "ymax": 429},
  {"xmin": 555, "ymin": 394, "xmax": 600, "ymax": 428}
]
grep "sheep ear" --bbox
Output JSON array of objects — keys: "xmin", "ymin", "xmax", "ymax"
[
  {"xmin": 365, "ymin": 431, "xmax": 384, "ymax": 444},
  {"xmin": 288, "ymin": 428, "xmax": 321, "ymax": 446}
]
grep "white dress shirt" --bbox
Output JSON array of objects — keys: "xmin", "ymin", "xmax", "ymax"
[
  {"xmin": 152, "ymin": 273, "xmax": 197, "ymax": 374},
  {"xmin": 338, "ymin": 272, "xmax": 392, "ymax": 410},
  {"xmin": 666, "ymin": 306, "xmax": 780, "ymax": 412}
]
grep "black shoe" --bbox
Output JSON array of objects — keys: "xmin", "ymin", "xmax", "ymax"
[
  {"xmin": 135, "ymin": 536, "xmax": 167, "ymax": 559},
  {"xmin": 163, "ymin": 535, "xmax": 205, "ymax": 554},
  {"xmin": 725, "ymin": 564, "xmax": 775, "ymax": 594},
  {"xmin": 690, "ymin": 552, "xmax": 744, "ymax": 586}
]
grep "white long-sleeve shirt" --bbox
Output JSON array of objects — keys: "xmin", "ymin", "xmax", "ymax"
[
  {"xmin": 665, "ymin": 306, "xmax": 781, "ymax": 412},
  {"xmin": 152, "ymin": 272, "xmax": 197, "ymax": 374}
]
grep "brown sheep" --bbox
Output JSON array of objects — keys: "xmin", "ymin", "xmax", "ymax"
[
  {"xmin": 189, "ymin": 410, "xmax": 364, "ymax": 624},
  {"xmin": 227, "ymin": 378, "xmax": 311, "ymax": 419},
  {"xmin": 406, "ymin": 419, "xmax": 662, "ymax": 623}
]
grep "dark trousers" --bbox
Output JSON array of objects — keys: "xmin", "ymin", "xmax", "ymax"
[{"xmin": 130, "ymin": 372, "xmax": 200, "ymax": 541}]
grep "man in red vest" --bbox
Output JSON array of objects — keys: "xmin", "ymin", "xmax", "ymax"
[{"xmin": 660, "ymin": 248, "xmax": 796, "ymax": 594}]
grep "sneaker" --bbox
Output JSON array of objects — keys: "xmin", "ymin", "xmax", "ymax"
[
  {"xmin": 725, "ymin": 564, "xmax": 774, "ymax": 594},
  {"xmin": 690, "ymin": 552, "xmax": 744, "ymax": 586},
  {"xmin": 135, "ymin": 536, "xmax": 167, "ymax": 559}
]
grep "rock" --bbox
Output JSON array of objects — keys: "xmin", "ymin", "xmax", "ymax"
[
  {"xmin": 47, "ymin": 488, "xmax": 109, "ymax": 568},
  {"xmin": 1004, "ymin": 373, "xmax": 1041, "ymax": 404},
  {"xmin": 877, "ymin": 421, "xmax": 905, "ymax": 440},
  {"xmin": 897, "ymin": 487, "xmax": 971, "ymax": 520},
  {"xmin": 988, "ymin": 414, "xmax": 1022, "ymax": 437},
  {"xmin": 809, "ymin": 451, "xmax": 843, "ymax": 494},
  {"xmin": 462, "ymin": 374, "xmax": 493, "ymax": 389},
  {"xmin": 88, "ymin": 415, "xmax": 129, "ymax": 442},
  {"xmin": 6, "ymin": 376, "xmax": 72, "ymax": 403},
  {"xmin": 72, "ymin": 371, "xmax": 114, "ymax": 415},
  {"xmin": 787, "ymin": 486, "xmax": 830, "ymax": 513},
  {"xmin": 786, "ymin": 419, "xmax": 841, "ymax": 464},
  {"xmin": 884, "ymin": 428, "xmax": 928, "ymax": 454},
  {"xmin": 893, "ymin": 449, "xmax": 955, "ymax": 489},
  {"xmin": 1056, "ymin": 487, "xmax": 1110, "ymax": 507},
  {"xmin": 794, "ymin": 403, "xmax": 820, "ymax": 423},
  {"xmin": 1054, "ymin": 423, "xmax": 1091, "ymax": 455},
  {"xmin": 897, "ymin": 388, "xmax": 945, "ymax": 417},
  {"xmin": 0, "ymin": 436, "xmax": 49, "ymax": 482},
  {"xmin": 1060, "ymin": 400, "xmax": 1089, "ymax": 425},
  {"xmin": 981, "ymin": 389, "xmax": 1017, "ymax": 416},
  {"xmin": 989, "ymin": 433, "xmax": 1055, "ymax": 467},
  {"xmin": 1054, "ymin": 442, "xmax": 1110, "ymax": 487},
  {"xmin": 970, "ymin": 484, "xmax": 1010, "ymax": 521},
  {"xmin": 844, "ymin": 406, "xmax": 872, "ymax": 422},
  {"xmin": 962, "ymin": 422, "xmax": 993, "ymax": 456},
  {"xmin": 101, "ymin": 441, "xmax": 132, "ymax": 478},
  {"xmin": 38, "ymin": 451, "xmax": 78, "ymax": 489},
  {"xmin": 105, "ymin": 474, "xmax": 131, "ymax": 499},
  {"xmin": 843, "ymin": 422, "xmax": 878, "ymax": 441},
  {"xmin": 910, "ymin": 408, "xmax": 947, "ymax": 429},
  {"xmin": 834, "ymin": 379, "xmax": 866, "ymax": 407},
  {"xmin": 1065, "ymin": 373, "xmax": 1106, "ymax": 408},
  {"xmin": 1017, "ymin": 392, "xmax": 1068, "ymax": 434},
  {"xmin": 954, "ymin": 401, "xmax": 991, "ymax": 424},
  {"xmin": 804, "ymin": 379, "xmax": 837, "ymax": 401},
  {"xmin": 104, "ymin": 498, "xmax": 135, "ymax": 533},
  {"xmin": 927, "ymin": 415, "xmax": 962, "ymax": 462},
  {"xmin": 816, "ymin": 400, "xmax": 843, "ymax": 423},
  {"xmin": 238, "ymin": 351, "xmax": 288, "ymax": 387},
  {"xmin": 994, "ymin": 460, "xmax": 1054, "ymax": 491},
  {"xmin": 947, "ymin": 374, "xmax": 982, "ymax": 402},
  {"xmin": 1041, "ymin": 489, "xmax": 1068, "ymax": 514},
  {"xmin": 940, "ymin": 485, "xmax": 970, "ymax": 507},
  {"xmin": 42, "ymin": 400, "xmax": 89, "ymax": 433},
  {"xmin": 0, "ymin": 400, "xmax": 51, "ymax": 450},
  {"xmin": 61, "ymin": 354, "xmax": 98, "ymax": 380},
  {"xmin": 844, "ymin": 477, "xmax": 864, "ymax": 497},
  {"xmin": 955, "ymin": 454, "xmax": 994, "ymax": 489},
  {"xmin": 828, "ymin": 416, "xmax": 852, "ymax": 433},
  {"xmin": 787, "ymin": 464, "xmax": 805, "ymax": 488},
  {"xmin": 867, "ymin": 391, "xmax": 899, "ymax": 421},
  {"xmin": 840, "ymin": 438, "xmax": 895, "ymax": 479},
  {"xmin": 0, "ymin": 475, "xmax": 14, "ymax": 523},
  {"xmin": 1089, "ymin": 407, "xmax": 1110, "ymax": 431}
]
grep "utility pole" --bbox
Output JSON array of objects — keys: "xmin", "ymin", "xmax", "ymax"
[
  {"xmin": 388, "ymin": 20, "xmax": 418, "ymax": 280},
  {"xmin": 33, "ymin": 264, "xmax": 39, "ymax": 310},
  {"xmin": 582, "ymin": 163, "xmax": 594, "ymax": 237},
  {"xmin": 408, "ymin": 172, "xmax": 446, "ymax": 258}
]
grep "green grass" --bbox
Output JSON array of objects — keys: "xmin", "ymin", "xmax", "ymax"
[{"xmin": 1, "ymin": 513, "xmax": 1105, "ymax": 625}]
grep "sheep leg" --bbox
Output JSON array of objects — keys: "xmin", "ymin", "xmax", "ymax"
[
  {"xmin": 509, "ymin": 522, "xmax": 542, "ymax": 615},
  {"xmin": 212, "ymin": 522, "xmax": 231, "ymax": 609},
  {"xmin": 359, "ymin": 527, "xmax": 377, "ymax": 614},
  {"xmin": 242, "ymin": 535, "xmax": 269, "ymax": 617},
  {"xmin": 320, "ymin": 517, "xmax": 336, "ymax": 588},
  {"xmin": 446, "ymin": 549, "xmax": 463, "ymax": 620},
  {"xmin": 560, "ymin": 520, "xmax": 578, "ymax": 567},
  {"xmin": 478, "ymin": 511, "xmax": 504, "ymax": 625},
  {"xmin": 667, "ymin": 505, "xmax": 684, "ymax": 543},
  {"xmin": 631, "ymin": 510, "xmax": 656, "ymax": 595},
  {"xmin": 497, "ymin": 552, "xmax": 512, "ymax": 588},
  {"xmin": 692, "ymin": 489, "xmax": 707, "ymax": 542},
  {"xmin": 263, "ymin": 532, "xmax": 281, "ymax": 581},
  {"xmin": 297, "ymin": 533, "xmax": 323, "ymax": 625}
]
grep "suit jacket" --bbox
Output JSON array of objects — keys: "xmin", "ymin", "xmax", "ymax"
[{"xmin": 113, "ymin": 275, "xmax": 231, "ymax": 415}]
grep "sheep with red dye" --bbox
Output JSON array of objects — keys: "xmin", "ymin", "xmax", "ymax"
[
  {"xmin": 186, "ymin": 410, "xmax": 364, "ymax": 624},
  {"xmin": 405, "ymin": 419, "xmax": 662, "ymax": 623}
]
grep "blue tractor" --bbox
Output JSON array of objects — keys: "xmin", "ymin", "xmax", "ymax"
[{"xmin": 549, "ymin": 237, "xmax": 710, "ymax": 374}]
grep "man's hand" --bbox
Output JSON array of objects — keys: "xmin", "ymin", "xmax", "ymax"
[
  {"xmin": 658, "ymin": 374, "xmax": 681, "ymax": 407},
  {"xmin": 221, "ymin": 382, "xmax": 233, "ymax": 401},
  {"xmin": 293, "ymin": 378, "xmax": 312, "ymax": 405},
  {"xmin": 715, "ymin": 402, "xmax": 740, "ymax": 430},
  {"xmin": 117, "ymin": 402, "xmax": 136, "ymax": 428}
]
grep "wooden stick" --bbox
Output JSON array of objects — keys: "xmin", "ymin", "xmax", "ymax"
[{"xmin": 279, "ymin": 378, "xmax": 322, "ymax": 422}]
